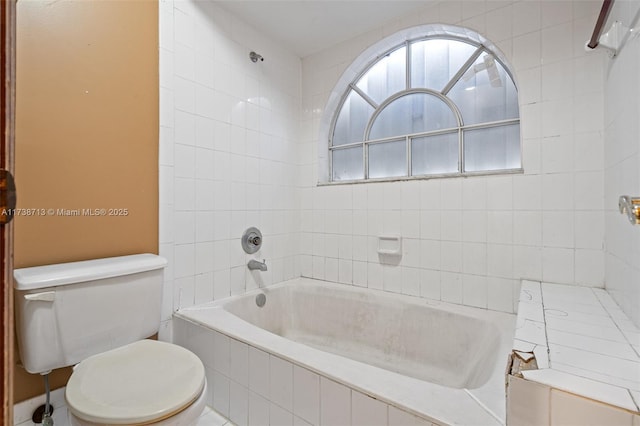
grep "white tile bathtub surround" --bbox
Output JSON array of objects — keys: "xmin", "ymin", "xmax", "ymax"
[
  {"xmin": 549, "ymin": 389, "xmax": 638, "ymax": 426},
  {"xmin": 512, "ymin": 281, "xmax": 640, "ymax": 415},
  {"xmin": 506, "ymin": 375, "xmax": 551, "ymax": 426},
  {"xmin": 248, "ymin": 391, "xmax": 269, "ymax": 425},
  {"xmin": 249, "ymin": 346, "xmax": 270, "ymax": 399},
  {"xmin": 173, "ymin": 315, "xmax": 445, "ymax": 426},
  {"xmin": 159, "ymin": 0, "xmax": 301, "ymax": 322},
  {"xmin": 320, "ymin": 378, "xmax": 351, "ymax": 426},
  {"xmin": 270, "ymin": 354, "xmax": 294, "ymax": 412},
  {"xmin": 293, "ymin": 366, "xmax": 320, "ymax": 425},
  {"xmin": 229, "ymin": 380, "xmax": 249, "ymax": 426},
  {"xmin": 299, "ymin": 0, "xmax": 607, "ymax": 315},
  {"xmin": 175, "ymin": 279, "xmax": 513, "ymax": 424},
  {"xmin": 603, "ymin": 0, "xmax": 640, "ymax": 329},
  {"xmin": 351, "ymin": 391, "xmax": 387, "ymax": 426}
]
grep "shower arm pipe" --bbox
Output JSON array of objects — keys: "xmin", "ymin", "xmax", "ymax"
[{"xmin": 587, "ymin": 0, "xmax": 615, "ymax": 49}]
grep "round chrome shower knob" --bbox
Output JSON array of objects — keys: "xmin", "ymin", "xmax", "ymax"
[{"xmin": 241, "ymin": 227, "xmax": 263, "ymax": 254}]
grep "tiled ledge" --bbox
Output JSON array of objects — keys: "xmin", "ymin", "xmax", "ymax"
[{"xmin": 513, "ymin": 280, "xmax": 640, "ymax": 414}]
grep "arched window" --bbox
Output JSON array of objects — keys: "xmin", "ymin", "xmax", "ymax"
[{"xmin": 328, "ymin": 30, "xmax": 520, "ymax": 182}]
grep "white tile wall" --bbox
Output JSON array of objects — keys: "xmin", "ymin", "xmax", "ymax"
[
  {"xmin": 159, "ymin": 0, "xmax": 622, "ymax": 322},
  {"xmin": 299, "ymin": 0, "xmax": 607, "ymax": 314},
  {"xmin": 159, "ymin": 5, "xmax": 640, "ymax": 425},
  {"xmin": 158, "ymin": 0, "xmax": 302, "ymax": 335},
  {"xmin": 603, "ymin": 0, "xmax": 640, "ymax": 328}
]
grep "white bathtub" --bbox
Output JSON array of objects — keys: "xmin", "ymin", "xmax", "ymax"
[{"xmin": 176, "ymin": 278, "xmax": 515, "ymax": 425}]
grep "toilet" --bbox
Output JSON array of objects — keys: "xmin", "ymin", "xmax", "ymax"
[{"xmin": 14, "ymin": 254, "xmax": 207, "ymax": 425}]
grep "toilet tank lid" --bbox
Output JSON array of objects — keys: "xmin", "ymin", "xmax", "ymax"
[{"xmin": 14, "ymin": 254, "xmax": 167, "ymax": 291}]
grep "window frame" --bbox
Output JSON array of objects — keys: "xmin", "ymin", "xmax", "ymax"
[{"xmin": 327, "ymin": 35, "xmax": 522, "ymax": 183}]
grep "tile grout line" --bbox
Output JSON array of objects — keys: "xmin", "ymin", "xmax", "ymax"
[
  {"xmin": 551, "ymin": 360, "xmax": 639, "ymax": 391},
  {"xmin": 538, "ymin": 281, "xmax": 551, "ymax": 369},
  {"xmin": 591, "ymin": 288, "xmax": 639, "ymax": 360},
  {"xmin": 631, "ymin": 344, "xmax": 640, "ymax": 359},
  {"xmin": 545, "ymin": 339, "xmax": 640, "ymax": 364},
  {"xmin": 537, "ymin": 286, "xmax": 640, "ymax": 415},
  {"xmin": 629, "ymin": 390, "xmax": 640, "ymax": 412},
  {"xmin": 544, "ymin": 321, "xmax": 630, "ymax": 345},
  {"xmin": 463, "ymin": 389, "xmax": 504, "ymax": 426}
]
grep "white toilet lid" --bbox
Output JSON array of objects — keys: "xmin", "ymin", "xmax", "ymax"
[{"xmin": 65, "ymin": 340, "xmax": 205, "ymax": 425}]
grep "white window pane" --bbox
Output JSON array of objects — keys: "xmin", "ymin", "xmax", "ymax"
[
  {"xmin": 464, "ymin": 124, "xmax": 520, "ymax": 172},
  {"xmin": 333, "ymin": 91, "xmax": 374, "ymax": 146},
  {"xmin": 412, "ymin": 133, "xmax": 459, "ymax": 175},
  {"xmin": 410, "ymin": 39, "xmax": 477, "ymax": 92},
  {"xmin": 447, "ymin": 53, "xmax": 519, "ymax": 125},
  {"xmin": 356, "ymin": 46, "xmax": 406, "ymax": 104},
  {"xmin": 332, "ymin": 147, "xmax": 364, "ymax": 181},
  {"xmin": 368, "ymin": 140, "xmax": 406, "ymax": 178},
  {"xmin": 369, "ymin": 93, "xmax": 457, "ymax": 140}
]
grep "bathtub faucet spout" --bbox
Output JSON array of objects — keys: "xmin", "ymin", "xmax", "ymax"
[{"xmin": 248, "ymin": 259, "xmax": 268, "ymax": 271}]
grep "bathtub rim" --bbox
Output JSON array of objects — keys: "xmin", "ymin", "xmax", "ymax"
[{"xmin": 175, "ymin": 277, "xmax": 515, "ymax": 426}]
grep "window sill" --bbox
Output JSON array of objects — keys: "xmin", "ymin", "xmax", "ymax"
[{"xmin": 317, "ymin": 168, "xmax": 524, "ymax": 186}]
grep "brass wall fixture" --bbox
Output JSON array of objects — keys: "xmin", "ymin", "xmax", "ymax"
[{"xmin": 618, "ymin": 195, "xmax": 640, "ymax": 225}]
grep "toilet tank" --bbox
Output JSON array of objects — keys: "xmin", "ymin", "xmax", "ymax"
[{"xmin": 14, "ymin": 254, "xmax": 167, "ymax": 374}]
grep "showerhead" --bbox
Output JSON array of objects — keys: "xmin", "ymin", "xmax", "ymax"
[{"xmin": 250, "ymin": 51, "xmax": 264, "ymax": 63}]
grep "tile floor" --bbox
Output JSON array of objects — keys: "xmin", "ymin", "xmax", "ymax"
[
  {"xmin": 15, "ymin": 405, "xmax": 232, "ymax": 426},
  {"xmin": 14, "ymin": 381, "xmax": 235, "ymax": 426}
]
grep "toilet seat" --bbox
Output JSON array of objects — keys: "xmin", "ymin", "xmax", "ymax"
[{"xmin": 65, "ymin": 340, "xmax": 205, "ymax": 425}]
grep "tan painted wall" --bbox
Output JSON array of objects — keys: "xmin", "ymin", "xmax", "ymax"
[{"xmin": 14, "ymin": 0, "xmax": 158, "ymax": 402}]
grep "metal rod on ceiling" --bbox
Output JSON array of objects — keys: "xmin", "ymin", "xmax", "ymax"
[{"xmin": 587, "ymin": 0, "xmax": 615, "ymax": 49}]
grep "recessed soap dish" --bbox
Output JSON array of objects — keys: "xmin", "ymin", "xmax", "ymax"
[{"xmin": 377, "ymin": 234, "xmax": 402, "ymax": 256}]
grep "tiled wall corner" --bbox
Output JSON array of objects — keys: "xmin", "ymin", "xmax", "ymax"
[
  {"xmin": 603, "ymin": 0, "xmax": 640, "ymax": 328},
  {"xmin": 158, "ymin": 0, "xmax": 302, "ymax": 325}
]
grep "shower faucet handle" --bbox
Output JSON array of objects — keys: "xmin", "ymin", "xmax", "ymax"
[{"xmin": 241, "ymin": 227, "xmax": 263, "ymax": 254}]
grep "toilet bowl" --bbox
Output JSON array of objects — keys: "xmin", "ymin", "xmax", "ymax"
[
  {"xmin": 13, "ymin": 255, "xmax": 207, "ymax": 426},
  {"xmin": 66, "ymin": 340, "xmax": 206, "ymax": 426}
]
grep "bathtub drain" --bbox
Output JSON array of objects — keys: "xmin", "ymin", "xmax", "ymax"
[{"xmin": 256, "ymin": 293, "xmax": 266, "ymax": 307}]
